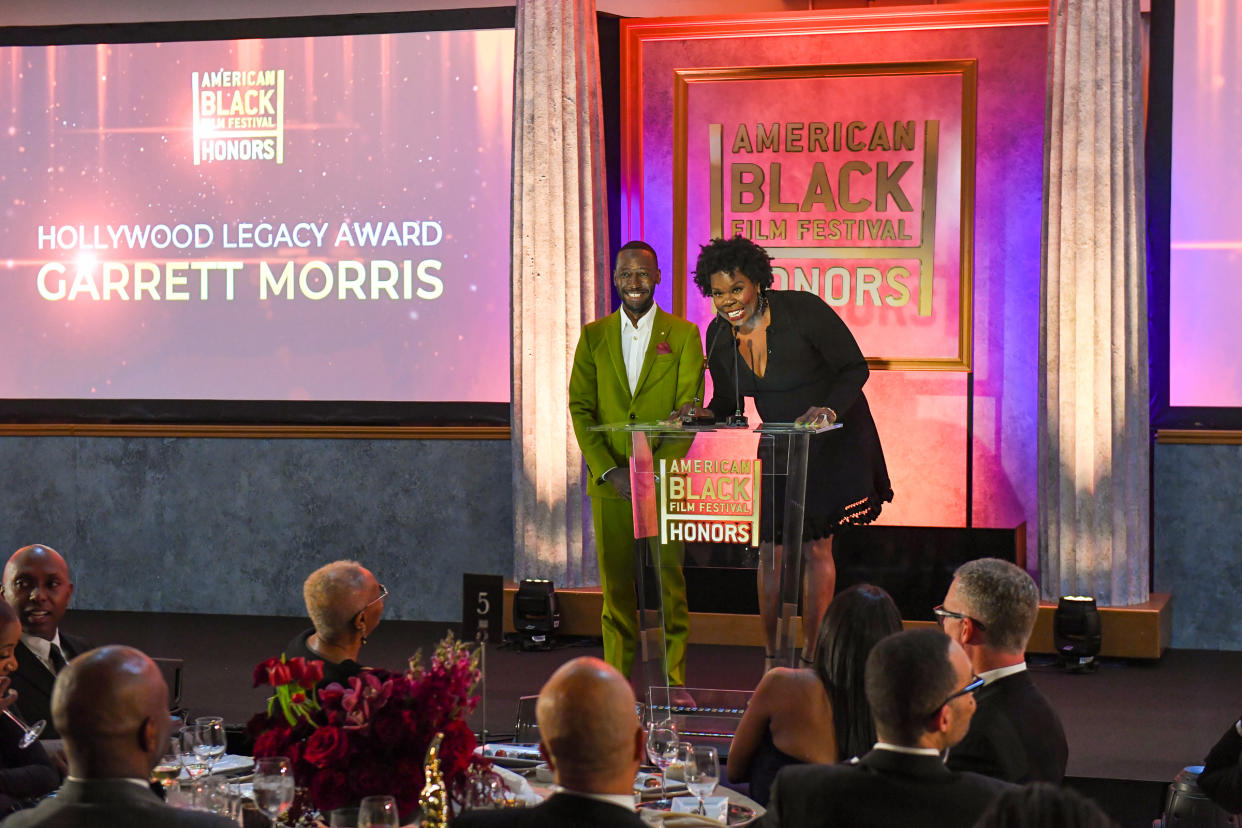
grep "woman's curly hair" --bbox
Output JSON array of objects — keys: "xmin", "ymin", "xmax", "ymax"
[{"xmin": 691, "ymin": 235, "xmax": 774, "ymax": 296}]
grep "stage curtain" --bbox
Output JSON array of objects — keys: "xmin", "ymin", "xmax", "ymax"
[
  {"xmin": 1039, "ymin": 0, "xmax": 1149, "ymax": 605},
  {"xmin": 511, "ymin": 0, "xmax": 609, "ymax": 586}
]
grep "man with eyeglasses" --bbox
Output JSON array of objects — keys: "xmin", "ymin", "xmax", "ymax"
[
  {"xmin": 764, "ymin": 629, "xmax": 1011, "ymax": 828},
  {"xmin": 936, "ymin": 558, "xmax": 1068, "ymax": 784},
  {"xmin": 284, "ymin": 560, "xmax": 386, "ymax": 688}
]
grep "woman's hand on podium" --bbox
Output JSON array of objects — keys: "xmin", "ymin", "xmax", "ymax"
[{"xmin": 795, "ymin": 406, "xmax": 837, "ymax": 428}]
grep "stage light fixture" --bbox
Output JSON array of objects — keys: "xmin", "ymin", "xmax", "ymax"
[
  {"xmin": 1053, "ymin": 595, "xmax": 1102, "ymax": 673},
  {"xmin": 513, "ymin": 578, "xmax": 560, "ymax": 642}
]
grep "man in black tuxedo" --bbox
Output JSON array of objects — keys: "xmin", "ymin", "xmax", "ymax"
[
  {"xmin": 1199, "ymin": 716, "xmax": 1242, "ymax": 813},
  {"xmin": 938, "ymin": 558, "xmax": 1068, "ymax": 784},
  {"xmin": 764, "ymin": 629, "xmax": 1011, "ymax": 828},
  {"xmin": 1, "ymin": 545, "xmax": 89, "ymax": 740},
  {"xmin": 0, "ymin": 645, "xmax": 233, "ymax": 828},
  {"xmin": 455, "ymin": 657, "xmax": 647, "ymax": 828}
]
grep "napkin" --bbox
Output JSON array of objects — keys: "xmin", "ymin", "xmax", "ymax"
[
  {"xmin": 670, "ymin": 796, "xmax": 728, "ymax": 823},
  {"xmin": 492, "ymin": 764, "xmax": 542, "ymax": 806}
]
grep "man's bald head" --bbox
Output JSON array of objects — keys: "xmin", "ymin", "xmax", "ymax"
[
  {"xmin": 53, "ymin": 645, "xmax": 170, "ymax": 779},
  {"xmin": 2, "ymin": 544, "xmax": 73, "ymax": 640},
  {"xmin": 303, "ymin": 560, "xmax": 379, "ymax": 641},
  {"xmin": 536, "ymin": 657, "xmax": 642, "ymax": 794}
]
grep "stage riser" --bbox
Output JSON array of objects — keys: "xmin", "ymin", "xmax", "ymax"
[{"xmin": 501, "ymin": 586, "xmax": 1171, "ymax": 659}]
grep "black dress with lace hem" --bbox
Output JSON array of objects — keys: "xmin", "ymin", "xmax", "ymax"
[{"xmin": 706, "ymin": 290, "xmax": 892, "ymax": 544}]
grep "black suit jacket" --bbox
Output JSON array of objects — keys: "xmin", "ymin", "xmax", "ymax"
[
  {"xmin": 944, "ymin": 670, "xmax": 1068, "ymax": 784},
  {"xmin": 1199, "ymin": 721, "xmax": 1242, "ymax": 813},
  {"xmin": 0, "ymin": 778, "xmax": 234, "ymax": 828},
  {"xmin": 454, "ymin": 792, "xmax": 648, "ymax": 828},
  {"xmin": 764, "ymin": 748, "xmax": 1013, "ymax": 828},
  {"xmin": 10, "ymin": 633, "xmax": 90, "ymax": 741}
]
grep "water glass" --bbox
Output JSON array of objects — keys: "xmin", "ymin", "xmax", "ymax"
[
  {"xmin": 644, "ymin": 719, "xmax": 678, "ymax": 805},
  {"xmin": 176, "ymin": 730, "xmax": 209, "ymax": 780},
  {"xmin": 359, "ymin": 794, "xmax": 399, "ymax": 828},
  {"xmin": 683, "ymin": 744, "xmax": 720, "ymax": 815},
  {"xmin": 193, "ymin": 716, "xmax": 227, "ymax": 772},
  {"xmin": 252, "ymin": 756, "xmax": 295, "ymax": 821}
]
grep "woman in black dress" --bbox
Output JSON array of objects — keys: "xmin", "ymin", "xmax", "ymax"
[{"xmin": 684, "ymin": 236, "xmax": 892, "ymax": 667}]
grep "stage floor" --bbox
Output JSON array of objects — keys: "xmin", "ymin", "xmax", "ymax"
[{"xmin": 66, "ymin": 609, "xmax": 1239, "ymax": 787}]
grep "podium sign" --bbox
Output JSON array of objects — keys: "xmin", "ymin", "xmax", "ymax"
[
  {"xmin": 659, "ymin": 457, "xmax": 762, "ymax": 546},
  {"xmin": 592, "ymin": 421, "xmax": 835, "ymax": 715}
]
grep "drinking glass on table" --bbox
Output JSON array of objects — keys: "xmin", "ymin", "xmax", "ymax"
[
  {"xmin": 150, "ymin": 733, "xmax": 182, "ymax": 790},
  {"xmin": 176, "ymin": 729, "xmax": 209, "ymax": 780},
  {"xmin": 359, "ymin": 794, "xmax": 399, "ymax": 828},
  {"xmin": 193, "ymin": 716, "xmax": 227, "ymax": 773},
  {"xmin": 683, "ymin": 744, "xmax": 720, "ymax": 816},
  {"xmin": 644, "ymin": 718, "xmax": 679, "ymax": 806},
  {"xmin": 252, "ymin": 756, "xmax": 295, "ymax": 823}
]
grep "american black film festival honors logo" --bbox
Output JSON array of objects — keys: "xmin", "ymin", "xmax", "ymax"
[{"xmin": 192, "ymin": 68, "xmax": 286, "ymax": 165}]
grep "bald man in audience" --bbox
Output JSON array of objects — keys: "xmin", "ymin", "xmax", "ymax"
[
  {"xmin": 284, "ymin": 560, "xmax": 386, "ymax": 687},
  {"xmin": 0, "ymin": 645, "xmax": 233, "ymax": 827},
  {"xmin": 765, "ymin": 629, "xmax": 1011, "ymax": 828},
  {"xmin": 455, "ymin": 657, "xmax": 647, "ymax": 828},
  {"xmin": 938, "ymin": 558, "xmax": 1068, "ymax": 784},
  {"xmin": 1, "ymin": 545, "xmax": 89, "ymax": 740}
]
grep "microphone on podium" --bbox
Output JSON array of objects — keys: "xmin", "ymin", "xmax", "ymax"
[
  {"xmin": 725, "ymin": 323, "xmax": 749, "ymax": 428},
  {"xmin": 682, "ymin": 321, "xmax": 727, "ymax": 426}
]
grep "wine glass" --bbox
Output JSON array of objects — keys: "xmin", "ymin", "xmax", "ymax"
[
  {"xmin": 644, "ymin": 718, "xmax": 678, "ymax": 806},
  {"xmin": 175, "ymin": 729, "xmax": 209, "ymax": 780},
  {"xmin": 252, "ymin": 756, "xmax": 295, "ymax": 823},
  {"xmin": 0, "ymin": 691, "xmax": 44, "ymax": 749},
  {"xmin": 683, "ymin": 744, "xmax": 719, "ymax": 816},
  {"xmin": 193, "ymin": 716, "xmax": 227, "ymax": 773},
  {"xmin": 359, "ymin": 794, "xmax": 399, "ymax": 828},
  {"xmin": 150, "ymin": 733, "xmax": 182, "ymax": 790}
]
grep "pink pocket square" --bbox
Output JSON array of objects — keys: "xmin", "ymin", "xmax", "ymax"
[{"xmin": 656, "ymin": 341, "xmax": 673, "ymax": 355}]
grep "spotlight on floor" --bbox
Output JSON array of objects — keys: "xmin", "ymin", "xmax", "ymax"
[
  {"xmin": 513, "ymin": 578, "xmax": 560, "ymax": 645},
  {"xmin": 1053, "ymin": 595, "xmax": 1102, "ymax": 673}
]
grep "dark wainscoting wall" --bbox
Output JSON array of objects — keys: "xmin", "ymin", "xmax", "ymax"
[
  {"xmin": 0, "ymin": 435, "xmax": 514, "ymax": 622},
  {"xmin": 1153, "ymin": 441, "xmax": 1242, "ymax": 651}
]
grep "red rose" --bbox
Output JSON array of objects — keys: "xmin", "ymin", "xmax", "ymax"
[
  {"xmin": 318, "ymin": 682, "xmax": 345, "ymax": 709},
  {"xmin": 253, "ymin": 728, "xmax": 292, "ymax": 759},
  {"xmin": 290, "ymin": 691, "xmax": 307, "ymax": 705},
  {"xmin": 253, "ymin": 657, "xmax": 280, "ymax": 688},
  {"xmin": 308, "ymin": 768, "xmax": 351, "ymax": 813},
  {"xmin": 301, "ymin": 659, "xmax": 324, "ymax": 688},
  {"xmin": 268, "ymin": 661, "xmax": 293, "ymax": 687},
  {"xmin": 302, "ymin": 725, "xmax": 349, "ymax": 768}
]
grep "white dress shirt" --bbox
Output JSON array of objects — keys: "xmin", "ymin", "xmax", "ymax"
[
  {"xmin": 20, "ymin": 630, "xmax": 65, "ymax": 674},
  {"xmin": 978, "ymin": 662, "xmax": 1027, "ymax": 685},
  {"xmin": 620, "ymin": 305, "xmax": 657, "ymax": 394}
]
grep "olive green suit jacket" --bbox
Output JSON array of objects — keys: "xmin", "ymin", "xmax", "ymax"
[{"xmin": 569, "ymin": 308, "xmax": 703, "ymax": 499}]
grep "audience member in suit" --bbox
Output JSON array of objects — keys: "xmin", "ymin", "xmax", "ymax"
[
  {"xmin": 1198, "ymin": 715, "xmax": 1242, "ymax": 813},
  {"xmin": 0, "ymin": 645, "xmax": 234, "ymax": 828},
  {"xmin": 283, "ymin": 560, "xmax": 386, "ymax": 688},
  {"xmin": 0, "ymin": 600, "xmax": 58, "ymax": 815},
  {"xmin": 764, "ymin": 628, "xmax": 1012, "ymax": 828},
  {"xmin": 937, "ymin": 558, "xmax": 1068, "ymax": 784},
  {"xmin": 455, "ymin": 657, "xmax": 647, "ymax": 828},
  {"xmin": 1, "ymin": 545, "xmax": 89, "ymax": 741},
  {"xmin": 974, "ymin": 782, "xmax": 1117, "ymax": 827},
  {"xmin": 728, "ymin": 584, "xmax": 902, "ymax": 806}
]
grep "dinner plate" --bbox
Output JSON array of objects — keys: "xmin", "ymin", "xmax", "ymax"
[
  {"xmin": 634, "ymin": 771, "xmax": 687, "ymax": 797},
  {"xmin": 476, "ymin": 744, "xmax": 544, "ymax": 769},
  {"xmin": 639, "ymin": 799, "xmax": 756, "ymax": 826}
]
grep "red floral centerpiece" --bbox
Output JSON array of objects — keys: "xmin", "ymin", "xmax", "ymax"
[{"xmin": 247, "ymin": 633, "xmax": 488, "ymax": 821}]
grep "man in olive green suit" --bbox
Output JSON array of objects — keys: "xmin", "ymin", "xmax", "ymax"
[{"xmin": 569, "ymin": 241, "xmax": 703, "ymax": 686}]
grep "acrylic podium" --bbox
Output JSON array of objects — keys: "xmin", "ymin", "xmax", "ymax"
[{"xmin": 590, "ymin": 419, "xmax": 839, "ymax": 729}]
